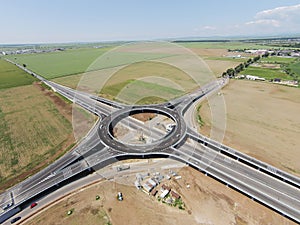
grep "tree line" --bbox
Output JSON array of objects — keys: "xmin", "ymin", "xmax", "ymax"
[{"xmin": 222, "ymin": 52, "xmax": 269, "ymax": 78}]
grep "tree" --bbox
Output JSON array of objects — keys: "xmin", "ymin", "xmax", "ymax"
[{"xmin": 226, "ymin": 68, "xmax": 235, "ymax": 77}]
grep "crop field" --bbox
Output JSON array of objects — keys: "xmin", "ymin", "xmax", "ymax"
[
  {"xmin": 101, "ymin": 79, "xmax": 184, "ymax": 104},
  {"xmin": 0, "ymin": 59, "xmax": 36, "ymax": 89},
  {"xmin": 4, "ymin": 48, "xmax": 175, "ymax": 80},
  {"xmin": 260, "ymin": 56, "xmax": 297, "ymax": 64},
  {"xmin": 240, "ymin": 66, "xmax": 289, "ymax": 80},
  {"xmin": 4, "ymin": 48, "xmax": 110, "ymax": 79},
  {"xmin": 0, "ymin": 83, "xmax": 73, "ymax": 190},
  {"xmin": 51, "ymin": 49, "xmax": 242, "ymax": 99},
  {"xmin": 54, "ymin": 61, "xmax": 199, "ymax": 103},
  {"xmin": 289, "ymin": 61, "xmax": 300, "ymax": 77}
]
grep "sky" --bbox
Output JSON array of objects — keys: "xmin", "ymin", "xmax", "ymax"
[{"xmin": 1, "ymin": 0, "xmax": 300, "ymax": 44}]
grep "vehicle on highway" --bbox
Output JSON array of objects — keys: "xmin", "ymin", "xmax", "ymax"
[
  {"xmin": 2, "ymin": 203, "xmax": 13, "ymax": 210},
  {"xmin": 30, "ymin": 202, "xmax": 37, "ymax": 209},
  {"xmin": 10, "ymin": 216, "xmax": 21, "ymax": 224}
]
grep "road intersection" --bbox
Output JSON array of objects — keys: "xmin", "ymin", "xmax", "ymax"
[{"xmin": 0, "ymin": 62, "xmax": 300, "ymax": 224}]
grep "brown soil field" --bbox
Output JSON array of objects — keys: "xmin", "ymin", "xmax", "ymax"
[
  {"xmin": 0, "ymin": 83, "xmax": 74, "ymax": 191},
  {"xmin": 199, "ymin": 80, "xmax": 300, "ymax": 175},
  {"xmin": 189, "ymin": 48, "xmax": 229, "ymax": 57},
  {"xmin": 24, "ymin": 165, "xmax": 296, "ymax": 225},
  {"xmin": 204, "ymin": 59, "xmax": 241, "ymax": 77}
]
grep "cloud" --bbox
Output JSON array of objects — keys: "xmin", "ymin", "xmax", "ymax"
[
  {"xmin": 245, "ymin": 19, "xmax": 280, "ymax": 27},
  {"xmin": 243, "ymin": 4, "xmax": 300, "ymax": 34},
  {"xmin": 192, "ymin": 4, "xmax": 300, "ymax": 37},
  {"xmin": 255, "ymin": 4, "xmax": 300, "ymax": 20}
]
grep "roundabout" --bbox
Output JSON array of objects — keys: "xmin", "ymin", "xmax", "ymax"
[{"xmin": 97, "ymin": 105, "xmax": 187, "ymax": 153}]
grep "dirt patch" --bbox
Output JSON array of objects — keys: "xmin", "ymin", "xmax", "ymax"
[
  {"xmin": 131, "ymin": 112, "xmax": 156, "ymax": 122},
  {"xmin": 199, "ymin": 79, "xmax": 300, "ymax": 175},
  {"xmin": 34, "ymin": 82, "xmax": 72, "ymax": 122},
  {"xmin": 25, "ymin": 164, "xmax": 296, "ymax": 225},
  {"xmin": 189, "ymin": 48, "xmax": 229, "ymax": 57},
  {"xmin": 204, "ymin": 59, "xmax": 241, "ymax": 76}
]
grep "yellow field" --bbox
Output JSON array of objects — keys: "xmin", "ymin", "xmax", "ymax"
[
  {"xmin": 0, "ymin": 84, "xmax": 73, "ymax": 190},
  {"xmin": 199, "ymin": 80, "xmax": 300, "ymax": 175}
]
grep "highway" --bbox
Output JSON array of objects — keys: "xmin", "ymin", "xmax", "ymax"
[{"xmin": 0, "ymin": 61, "xmax": 299, "ymax": 224}]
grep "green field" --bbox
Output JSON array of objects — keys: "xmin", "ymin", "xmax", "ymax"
[
  {"xmin": 0, "ymin": 59, "xmax": 36, "ymax": 89},
  {"xmin": 4, "ymin": 48, "xmax": 175, "ymax": 80},
  {"xmin": 260, "ymin": 56, "xmax": 297, "ymax": 64},
  {"xmin": 289, "ymin": 61, "xmax": 300, "ymax": 77},
  {"xmin": 4, "ymin": 48, "xmax": 111, "ymax": 79},
  {"xmin": 240, "ymin": 66, "xmax": 289, "ymax": 80},
  {"xmin": 100, "ymin": 79, "xmax": 184, "ymax": 104}
]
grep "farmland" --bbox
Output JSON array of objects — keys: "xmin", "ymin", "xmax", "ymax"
[
  {"xmin": 4, "ymin": 47, "xmax": 111, "ymax": 79},
  {"xmin": 4, "ymin": 48, "xmax": 175, "ymax": 79},
  {"xmin": 260, "ymin": 56, "xmax": 297, "ymax": 64},
  {"xmin": 199, "ymin": 80, "xmax": 300, "ymax": 175},
  {"xmin": 240, "ymin": 66, "xmax": 288, "ymax": 80},
  {"xmin": 289, "ymin": 61, "xmax": 300, "ymax": 77},
  {"xmin": 0, "ymin": 60, "xmax": 74, "ymax": 190},
  {"xmin": 0, "ymin": 59, "xmax": 36, "ymax": 89},
  {"xmin": 101, "ymin": 79, "xmax": 185, "ymax": 104},
  {"xmin": 55, "ymin": 60, "xmax": 198, "ymax": 104}
]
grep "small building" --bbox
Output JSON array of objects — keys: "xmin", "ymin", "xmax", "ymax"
[
  {"xmin": 160, "ymin": 189, "xmax": 169, "ymax": 199},
  {"xmin": 171, "ymin": 191, "xmax": 181, "ymax": 200},
  {"xmin": 143, "ymin": 182, "xmax": 154, "ymax": 193},
  {"xmin": 147, "ymin": 178, "xmax": 157, "ymax": 187},
  {"xmin": 150, "ymin": 189, "xmax": 158, "ymax": 196},
  {"xmin": 161, "ymin": 184, "xmax": 171, "ymax": 192}
]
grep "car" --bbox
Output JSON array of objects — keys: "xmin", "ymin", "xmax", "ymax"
[
  {"xmin": 10, "ymin": 216, "xmax": 21, "ymax": 224},
  {"xmin": 2, "ymin": 203, "xmax": 13, "ymax": 210},
  {"xmin": 30, "ymin": 202, "xmax": 38, "ymax": 209}
]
